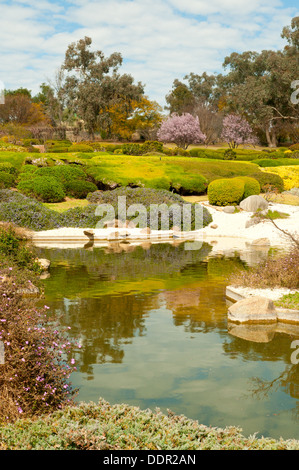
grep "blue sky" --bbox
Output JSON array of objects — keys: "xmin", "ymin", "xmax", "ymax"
[{"xmin": 0, "ymin": 0, "xmax": 298, "ymax": 107}]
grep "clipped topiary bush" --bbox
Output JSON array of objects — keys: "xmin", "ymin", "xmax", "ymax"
[
  {"xmin": 208, "ymin": 178, "xmax": 245, "ymax": 206},
  {"xmin": 17, "ymin": 176, "xmax": 66, "ymax": 203},
  {"xmin": 68, "ymin": 144, "xmax": 94, "ymax": 153},
  {"xmin": 34, "ymin": 165, "xmax": 87, "ymax": 184},
  {"xmin": 234, "ymin": 176, "xmax": 260, "ymax": 199},
  {"xmin": 0, "ymin": 162, "xmax": 17, "ymax": 175},
  {"xmin": 0, "ymin": 172, "xmax": 15, "ymax": 189},
  {"xmin": 63, "ymin": 180, "xmax": 98, "ymax": 199},
  {"xmin": 249, "ymin": 172, "xmax": 284, "ymax": 193}
]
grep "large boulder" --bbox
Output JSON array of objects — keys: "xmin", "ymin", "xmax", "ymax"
[
  {"xmin": 240, "ymin": 195, "xmax": 269, "ymax": 212},
  {"xmin": 228, "ymin": 296, "xmax": 277, "ymax": 323}
]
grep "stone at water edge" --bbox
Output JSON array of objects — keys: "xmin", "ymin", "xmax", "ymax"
[
  {"xmin": 228, "ymin": 296, "xmax": 277, "ymax": 323},
  {"xmin": 36, "ymin": 258, "xmax": 51, "ymax": 271},
  {"xmin": 240, "ymin": 195, "xmax": 269, "ymax": 212}
]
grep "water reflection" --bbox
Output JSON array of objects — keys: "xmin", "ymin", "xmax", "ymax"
[{"xmin": 35, "ymin": 242, "xmax": 299, "ymax": 440}]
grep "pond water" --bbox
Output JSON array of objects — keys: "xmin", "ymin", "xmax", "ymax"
[{"xmin": 35, "ymin": 241, "xmax": 299, "ymax": 441}]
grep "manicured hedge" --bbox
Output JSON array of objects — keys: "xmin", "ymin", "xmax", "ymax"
[
  {"xmin": 249, "ymin": 171, "xmax": 284, "ymax": 193},
  {"xmin": 0, "ymin": 172, "xmax": 15, "ymax": 189},
  {"xmin": 208, "ymin": 178, "xmax": 245, "ymax": 206},
  {"xmin": 235, "ymin": 176, "xmax": 260, "ymax": 199},
  {"xmin": 17, "ymin": 176, "xmax": 66, "ymax": 203},
  {"xmin": 63, "ymin": 180, "xmax": 98, "ymax": 199}
]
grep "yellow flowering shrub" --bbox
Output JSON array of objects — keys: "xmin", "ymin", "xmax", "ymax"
[{"xmin": 261, "ymin": 166, "xmax": 299, "ymax": 190}]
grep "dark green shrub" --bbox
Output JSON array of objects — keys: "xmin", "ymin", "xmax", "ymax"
[
  {"xmin": 34, "ymin": 165, "xmax": 87, "ymax": 184},
  {"xmin": 208, "ymin": 178, "xmax": 245, "ymax": 206},
  {"xmin": 0, "ymin": 162, "xmax": 17, "ymax": 175},
  {"xmin": 17, "ymin": 176, "xmax": 66, "ymax": 203},
  {"xmin": 171, "ymin": 175, "xmax": 208, "ymax": 195},
  {"xmin": 63, "ymin": 180, "xmax": 98, "ymax": 199},
  {"xmin": 223, "ymin": 149, "xmax": 237, "ymax": 160},
  {"xmin": 252, "ymin": 158, "xmax": 299, "ymax": 167},
  {"xmin": 249, "ymin": 172, "xmax": 284, "ymax": 193},
  {"xmin": 0, "ymin": 172, "xmax": 15, "ymax": 189},
  {"xmin": 142, "ymin": 141, "xmax": 164, "ymax": 153},
  {"xmin": 121, "ymin": 143, "xmax": 144, "ymax": 155}
]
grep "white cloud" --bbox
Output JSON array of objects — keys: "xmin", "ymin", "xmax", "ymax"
[{"xmin": 0, "ymin": 0, "xmax": 297, "ymax": 106}]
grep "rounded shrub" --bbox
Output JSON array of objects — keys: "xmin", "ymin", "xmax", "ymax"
[
  {"xmin": 17, "ymin": 176, "xmax": 66, "ymax": 203},
  {"xmin": 234, "ymin": 176, "xmax": 260, "ymax": 198},
  {"xmin": 34, "ymin": 165, "xmax": 87, "ymax": 184},
  {"xmin": 208, "ymin": 178, "xmax": 245, "ymax": 206},
  {"xmin": 171, "ymin": 175, "xmax": 208, "ymax": 195},
  {"xmin": 0, "ymin": 172, "xmax": 15, "ymax": 189},
  {"xmin": 0, "ymin": 162, "xmax": 18, "ymax": 175},
  {"xmin": 223, "ymin": 149, "xmax": 237, "ymax": 160},
  {"xmin": 63, "ymin": 180, "xmax": 98, "ymax": 199},
  {"xmin": 249, "ymin": 172, "xmax": 284, "ymax": 193}
]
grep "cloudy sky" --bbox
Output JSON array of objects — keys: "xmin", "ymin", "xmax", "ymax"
[{"xmin": 0, "ymin": 0, "xmax": 298, "ymax": 108}]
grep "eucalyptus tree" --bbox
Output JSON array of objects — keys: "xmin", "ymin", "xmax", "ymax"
[{"xmin": 62, "ymin": 37, "xmax": 144, "ymax": 139}]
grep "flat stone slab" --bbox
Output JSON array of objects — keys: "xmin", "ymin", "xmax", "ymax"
[
  {"xmin": 228, "ymin": 296, "xmax": 277, "ymax": 323},
  {"xmin": 226, "ymin": 286, "xmax": 299, "ymax": 323}
]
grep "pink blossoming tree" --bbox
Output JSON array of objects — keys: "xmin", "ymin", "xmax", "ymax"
[
  {"xmin": 221, "ymin": 114, "xmax": 258, "ymax": 148},
  {"xmin": 157, "ymin": 113, "xmax": 206, "ymax": 149}
]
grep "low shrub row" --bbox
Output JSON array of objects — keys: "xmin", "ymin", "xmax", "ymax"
[{"xmin": 0, "ymin": 188, "xmax": 212, "ymax": 232}]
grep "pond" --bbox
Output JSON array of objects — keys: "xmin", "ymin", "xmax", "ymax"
[{"xmin": 35, "ymin": 241, "xmax": 299, "ymax": 441}]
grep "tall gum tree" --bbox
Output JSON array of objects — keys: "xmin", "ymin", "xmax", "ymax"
[{"xmin": 62, "ymin": 37, "xmax": 144, "ymax": 139}]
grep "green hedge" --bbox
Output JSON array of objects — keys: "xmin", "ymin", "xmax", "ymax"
[
  {"xmin": 252, "ymin": 158, "xmax": 299, "ymax": 167},
  {"xmin": 0, "ymin": 172, "xmax": 15, "ymax": 189},
  {"xmin": 249, "ymin": 172, "xmax": 284, "ymax": 193},
  {"xmin": 17, "ymin": 176, "xmax": 66, "ymax": 203},
  {"xmin": 68, "ymin": 144, "xmax": 94, "ymax": 153},
  {"xmin": 63, "ymin": 180, "xmax": 98, "ymax": 199},
  {"xmin": 208, "ymin": 178, "xmax": 245, "ymax": 206},
  {"xmin": 235, "ymin": 176, "xmax": 260, "ymax": 199}
]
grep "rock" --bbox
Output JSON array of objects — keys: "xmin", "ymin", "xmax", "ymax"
[
  {"xmin": 83, "ymin": 230, "xmax": 95, "ymax": 239},
  {"xmin": 17, "ymin": 283, "xmax": 40, "ymax": 297},
  {"xmin": 36, "ymin": 258, "xmax": 51, "ymax": 271},
  {"xmin": 140, "ymin": 227, "xmax": 151, "ymax": 235},
  {"xmin": 245, "ymin": 217, "xmax": 261, "ymax": 228},
  {"xmin": 227, "ymin": 322, "xmax": 276, "ymax": 343},
  {"xmin": 228, "ymin": 296, "xmax": 277, "ymax": 323},
  {"xmin": 251, "ymin": 238, "xmax": 270, "ymax": 246},
  {"xmin": 223, "ymin": 206, "xmax": 235, "ymax": 214},
  {"xmin": 210, "ymin": 224, "xmax": 218, "ymax": 229},
  {"xmin": 240, "ymin": 195, "xmax": 269, "ymax": 212}
]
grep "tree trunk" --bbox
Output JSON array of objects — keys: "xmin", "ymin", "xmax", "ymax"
[{"xmin": 265, "ymin": 127, "xmax": 277, "ymax": 148}]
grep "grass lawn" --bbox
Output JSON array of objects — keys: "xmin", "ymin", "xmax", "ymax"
[
  {"xmin": 43, "ymin": 198, "xmax": 90, "ymax": 213},
  {"xmin": 275, "ymin": 292, "xmax": 299, "ymax": 310}
]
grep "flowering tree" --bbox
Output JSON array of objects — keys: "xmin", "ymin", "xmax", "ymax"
[
  {"xmin": 221, "ymin": 114, "xmax": 258, "ymax": 148},
  {"xmin": 157, "ymin": 113, "xmax": 206, "ymax": 149}
]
